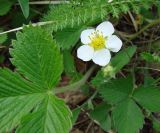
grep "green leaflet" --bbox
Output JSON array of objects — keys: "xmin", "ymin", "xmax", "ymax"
[
  {"xmin": 0, "ymin": 94, "xmax": 45, "ymax": 132},
  {"xmin": 0, "ymin": 68, "xmax": 45, "ymax": 132},
  {"xmin": 133, "ymin": 86, "xmax": 160, "ymax": 112},
  {"xmin": 18, "ymin": 0, "xmax": 29, "ymax": 18},
  {"xmin": 0, "ymin": 29, "xmax": 7, "ymax": 44},
  {"xmin": 16, "ymin": 95, "xmax": 72, "ymax": 133},
  {"xmin": 0, "ymin": 68, "xmax": 45, "ymax": 97},
  {"xmin": 99, "ymin": 76, "xmax": 133, "ymax": 104},
  {"xmin": 141, "ymin": 52, "xmax": 160, "ymax": 63},
  {"xmin": 10, "ymin": 26, "xmax": 63, "ymax": 89},
  {"xmin": 0, "ymin": 55, "xmax": 5, "ymax": 64},
  {"xmin": 158, "ymin": 1, "xmax": 160, "ymax": 16},
  {"xmin": 112, "ymin": 98, "xmax": 144, "ymax": 133},
  {"xmin": 71, "ymin": 107, "xmax": 81, "ymax": 125},
  {"xmin": 153, "ymin": 117, "xmax": 160, "ymax": 132},
  {"xmin": 0, "ymin": 26, "xmax": 72, "ymax": 132},
  {"xmin": 0, "ymin": 0, "xmax": 12, "ymax": 16},
  {"xmin": 63, "ymin": 50, "xmax": 80, "ymax": 79},
  {"xmin": 54, "ymin": 26, "xmax": 86, "ymax": 49},
  {"xmin": 90, "ymin": 103, "xmax": 111, "ymax": 132}
]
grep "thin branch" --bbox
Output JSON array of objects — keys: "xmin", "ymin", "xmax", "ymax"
[
  {"xmin": 16, "ymin": 1, "xmax": 69, "ymax": 5},
  {"xmin": 128, "ymin": 11, "xmax": 138, "ymax": 32},
  {"xmin": 0, "ymin": 21, "xmax": 53, "ymax": 35},
  {"xmin": 0, "ymin": 46, "xmax": 7, "ymax": 49},
  {"xmin": 137, "ymin": 67, "xmax": 160, "ymax": 72}
]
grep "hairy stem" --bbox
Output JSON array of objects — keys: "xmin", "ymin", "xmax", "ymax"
[
  {"xmin": 116, "ymin": 18, "xmax": 160, "ymax": 40},
  {"xmin": 16, "ymin": 1, "xmax": 69, "ymax": 5},
  {"xmin": 128, "ymin": 11, "xmax": 138, "ymax": 32},
  {"xmin": 137, "ymin": 67, "xmax": 160, "ymax": 72},
  {"xmin": 54, "ymin": 65, "xmax": 97, "ymax": 94}
]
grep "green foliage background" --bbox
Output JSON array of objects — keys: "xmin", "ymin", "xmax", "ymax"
[{"xmin": 0, "ymin": 0, "xmax": 160, "ymax": 133}]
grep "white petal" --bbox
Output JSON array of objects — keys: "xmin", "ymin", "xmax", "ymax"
[
  {"xmin": 108, "ymin": 0, "xmax": 113, "ymax": 3},
  {"xmin": 106, "ymin": 35, "xmax": 122, "ymax": 52},
  {"xmin": 92, "ymin": 49, "xmax": 111, "ymax": 66},
  {"xmin": 77, "ymin": 45, "xmax": 94, "ymax": 61},
  {"xmin": 96, "ymin": 21, "xmax": 115, "ymax": 37},
  {"xmin": 80, "ymin": 29, "xmax": 95, "ymax": 44}
]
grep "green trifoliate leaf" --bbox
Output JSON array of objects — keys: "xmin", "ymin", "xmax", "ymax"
[
  {"xmin": 112, "ymin": 98, "xmax": 144, "ymax": 133},
  {"xmin": 10, "ymin": 26, "xmax": 63, "ymax": 89},
  {"xmin": 99, "ymin": 76, "xmax": 133, "ymax": 104},
  {"xmin": 0, "ymin": 68, "xmax": 45, "ymax": 132},
  {"xmin": 133, "ymin": 86, "xmax": 160, "ymax": 112},
  {"xmin": 0, "ymin": 26, "xmax": 72, "ymax": 133},
  {"xmin": 16, "ymin": 95, "xmax": 72, "ymax": 133}
]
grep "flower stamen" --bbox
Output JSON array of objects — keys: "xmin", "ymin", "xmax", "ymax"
[{"xmin": 89, "ymin": 32, "xmax": 105, "ymax": 50}]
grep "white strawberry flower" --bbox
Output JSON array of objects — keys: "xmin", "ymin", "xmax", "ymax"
[{"xmin": 77, "ymin": 21, "xmax": 122, "ymax": 66}]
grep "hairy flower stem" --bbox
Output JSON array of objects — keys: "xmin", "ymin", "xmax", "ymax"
[
  {"xmin": 116, "ymin": 18, "xmax": 160, "ymax": 40},
  {"xmin": 54, "ymin": 65, "xmax": 97, "ymax": 94}
]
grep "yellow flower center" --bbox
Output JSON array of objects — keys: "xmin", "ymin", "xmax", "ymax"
[{"xmin": 89, "ymin": 32, "xmax": 105, "ymax": 50}]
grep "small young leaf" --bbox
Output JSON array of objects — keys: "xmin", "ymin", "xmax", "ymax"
[
  {"xmin": 63, "ymin": 50, "xmax": 77, "ymax": 77},
  {"xmin": 92, "ymin": 46, "xmax": 137, "ymax": 88},
  {"xmin": 141, "ymin": 52, "xmax": 160, "ymax": 63},
  {"xmin": 99, "ymin": 76, "xmax": 133, "ymax": 104},
  {"xmin": 0, "ymin": 29, "xmax": 7, "ymax": 44},
  {"xmin": 18, "ymin": 0, "xmax": 29, "ymax": 18},
  {"xmin": 103, "ymin": 45, "xmax": 137, "ymax": 76},
  {"xmin": 0, "ymin": 0, "xmax": 12, "ymax": 16},
  {"xmin": 0, "ymin": 55, "xmax": 5, "ymax": 64},
  {"xmin": 112, "ymin": 98, "xmax": 144, "ymax": 133},
  {"xmin": 10, "ymin": 26, "xmax": 63, "ymax": 89},
  {"xmin": 55, "ymin": 26, "xmax": 86, "ymax": 49},
  {"xmin": 153, "ymin": 117, "xmax": 160, "ymax": 132},
  {"xmin": 144, "ymin": 75, "xmax": 155, "ymax": 87},
  {"xmin": 71, "ymin": 107, "xmax": 81, "ymax": 125},
  {"xmin": 133, "ymin": 86, "xmax": 160, "ymax": 112},
  {"xmin": 90, "ymin": 103, "xmax": 111, "ymax": 132},
  {"xmin": 16, "ymin": 95, "xmax": 72, "ymax": 133},
  {"xmin": 91, "ymin": 70, "xmax": 108, "ymax": 87}
]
